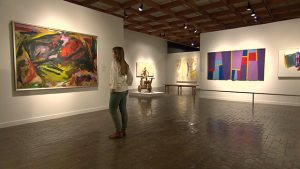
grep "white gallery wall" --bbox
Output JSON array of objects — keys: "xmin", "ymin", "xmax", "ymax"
[
  {"xmin": 124, "ymin": 29, "xmax": 167, "ymax": 89},
  {"xmin": 166, "ymin": 51, "xmax": 200, "ymax": 83},
  {"xmin": 199, "ymin": 18, "xmax": 300, "ymax": 106},
  {"xmin": 0, "ymin": 0, "xmax": 124, "ymax": 128}
]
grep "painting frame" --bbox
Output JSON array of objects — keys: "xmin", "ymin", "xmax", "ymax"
[
  {"xmin": 136, "ymin": 62, "xmax": 154, "ymax": 77},
  {"xmin": 12, "ymin": 21, "xmax": 98, "ymax": 91},
  {"xmin": 176, "ymin": 56, "xmax": 198, "ymax": 83},
  {"xmin": 207, "ymin": 48, "xmax": 265, "ymax": 81},
  {"xmin": 278, "ymin": 48, "xmax": 300, "ymax": 77}
]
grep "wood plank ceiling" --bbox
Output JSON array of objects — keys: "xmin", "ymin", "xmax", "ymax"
[{"xmin": 65, "ymin": 0, "xmax": 300, "ymax": 48}]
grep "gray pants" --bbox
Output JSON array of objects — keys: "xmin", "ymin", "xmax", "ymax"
[{"xmin": 109, "ymin": 90, "xmax": 128, "ymax": 130}]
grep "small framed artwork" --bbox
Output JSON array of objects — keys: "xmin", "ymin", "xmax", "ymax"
[
  {"xmin": 136, "ymin": 62, "xmax": 154, "ymax": 77},
  {"xmin": 176, "ymin": 57, "xmax": 197, "ymax": 83},
  {"xmin": 278, "ymin": 48, "xmax": 300, "ymax": 77}
]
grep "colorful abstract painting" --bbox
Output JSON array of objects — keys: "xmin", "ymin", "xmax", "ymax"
[
  {"xmin": 136, "ymin": 62, "xmax": 154, "ymax": 77},
  {"xmin": 13, "ymin": 22, "xmax": 98, "ymax": 90},
  {"xmin": 278, "ymin": 49, "xmax": 300, "ymax": 77},
  {"xmin": 207, "ymin": 49, "xmax": 265, "ymax": 81},
  {"xmin": 176, "ymin": 57, "xmax": 197, "ymax": 82}
]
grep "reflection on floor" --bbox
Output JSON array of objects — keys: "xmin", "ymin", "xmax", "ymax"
[{"xmin": 0, "ymin": 95, "xmax": 300, "ymax": 169}]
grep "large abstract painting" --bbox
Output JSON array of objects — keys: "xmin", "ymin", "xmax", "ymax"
[
  {"xmin": 278, "ymin": 48, "xmax": 300, "ymax": 77},
  {"xmin": 176, "ymin": 57, "xmax": 197, "ymax": 82},
  {"xmin": 13, "ymin": 22, "xmax": 98, "ymax": 90},
  {"xmin": 136, "ymin": 62, "xmax": 154, "ymax": 77},
  {"xmin": 208, "ymin": 49, "xmax": 265, "ymax": 81}
]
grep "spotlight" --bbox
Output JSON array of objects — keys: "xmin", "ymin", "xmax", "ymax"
[
  {"xmin": 251, "ymin": 9, "xmax": 256, "ymax": 17},
  {"xmin": 246, "ymin": 2, "xmax": 252, "ymax": 11},
  {"xmin": 184, "ymin": 24, "xmax": 188, "ymax": 29},
  {"xmin": 254, "ymin": 16, "xmax": 259, "ymax": 22},
  {"xmin": 254, "ymin": 15, "xmax": 257, "ymax": 19},
  {"xmin": 191, "ymin": 42, "xmax": 194, "ymax": 46},
  {"xmin": 194, "ymin": 29, "xmax": 198, "ymax": 33},
  {"xmin": 138, "ymin": 3, "xmax": 143, "ymax": 12},
  {"xmin": 124, "ymin": 10, "xmax": 128, "ymax": 18}
]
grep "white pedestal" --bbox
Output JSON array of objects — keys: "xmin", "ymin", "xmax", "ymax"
[{"xmin": 129, "ymin": 91, "xmax": 165, "ymax": 98}]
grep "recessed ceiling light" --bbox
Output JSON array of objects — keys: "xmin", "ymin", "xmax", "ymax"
[
  {"xmin": 138, "ymin": 3, "xmax": 143, "ymax": 12},
  {"xmin": 251, "ymin": 9, "xmax": 256, "ymax": 17},
  {"xmin": 246, "ymin": 2, "xmax": 252, "ymax": 11},
  {"xmin": 184, "ymin": 24, "xmax": 188, "ymax": 29},
  {"xmin": 124, "ymin": 10, "xmax": 128, "ymax": 18}
]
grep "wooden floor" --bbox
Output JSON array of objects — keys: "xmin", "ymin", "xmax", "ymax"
[{"xmin": 0, "ymin": 94, "xmax": 300, "ymax": 169}]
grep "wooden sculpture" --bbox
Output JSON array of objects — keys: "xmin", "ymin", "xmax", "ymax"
[{"xmin": 138, "ymin": 67, "xmax": 154, "ymax": 92}]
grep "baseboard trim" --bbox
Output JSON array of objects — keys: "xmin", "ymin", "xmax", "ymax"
[
  {"xmin": 199, "ymin": 95, "xmax": 300, "ymax": 107},
  {"xmin": 0, "ymin": 106, "xmax": 109, "ymax": 129}
]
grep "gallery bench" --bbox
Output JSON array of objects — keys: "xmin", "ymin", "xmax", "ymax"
[{"xmin": 164, "ymin": 84, "xmax": 198, "ymax": 96}]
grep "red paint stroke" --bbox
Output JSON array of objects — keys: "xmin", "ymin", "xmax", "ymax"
[
  {"xmin": 208, "ymin": 68, "xmax": 215, "ymax": 72},
  {"xmin": 24, "ymin": 60, "xmax": 37, "ymax": 83},
  {"xmin": 60, "ymin": 39, "xmax": 83, "ymax": 58},
  {"xmin": 241, "ymin": 57, "xmax": 247, "ymax": 65},
  {"xmin": 248, "ymin": 52, "xmax": 257, "ymax": 61}
]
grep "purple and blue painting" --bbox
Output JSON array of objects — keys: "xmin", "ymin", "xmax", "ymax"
[{"xmin": 208, "ymin": 49, "xmax": 265, "ymax": 81}]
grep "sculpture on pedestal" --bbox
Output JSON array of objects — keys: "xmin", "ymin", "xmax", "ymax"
[{"xmin": 138, "ymin": 67, "xmax": 154, "ymax": 92}]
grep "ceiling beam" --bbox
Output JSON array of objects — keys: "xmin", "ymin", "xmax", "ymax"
[
  {"xmin": 65, "ymin": 0, "xmax": 300, "ymax": 48},
  {"xmin": 273, "ymin": 10, "xmax": 300, "ymax": 21},
  {"xmin": 64, "ymin": 0, "xmax": 123, "ymax": 18},
  {"xmin": 178, "ymin": 0, "xmax": 226, "ymax": 29},
  {"xmin": 266, "ymin": 0, "xmax": 291, "ymax": 4},
  {"xmin": 81, "ymin": 0, "xmax": 99, "ymax": 5},
  {"xmin": 142, "ymin": 0, "xmax": 206, "ymax": 32},
  {"xmin": 106, "ymin": 0, "xmax": 142, "ymax": 13},
  {"xmin": 262, "ymin": 0, "xmax": 274, "ymax": 21},
  {"xmin": 220, "ymin": 0, "xmax": 248, "ymax": 25},
  {"xmin": 271, "ymin": 3, "xmax": 300, "ymax": 14},
  {"xmin": 94, "ymin": 0, "xmax": 177, "ymax": 31},
  {"xmin": 98, "ymin": 0, "xmax": 122, "ymax": 8},
  {"xmin": 161, "ymin": 1, "xmax": 182, "ymax": 9},
  {"xmin": 122, "ymin": 0, "xmax": 140, "ymax": 9}
]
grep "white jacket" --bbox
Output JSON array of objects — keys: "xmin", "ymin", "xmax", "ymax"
[{"xmin": 109, "ymin": 60, "xmax": 133, "ymax": 92}]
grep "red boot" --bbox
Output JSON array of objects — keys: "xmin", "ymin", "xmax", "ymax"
[{"xmin": 109, "ymin": 131, "xmax": 123, "ymax": 139}]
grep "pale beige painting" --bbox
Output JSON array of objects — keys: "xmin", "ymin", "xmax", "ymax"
[
  {"xmin": 136, "ymin": 62, "xmax": 154, "ymax": 77},
  {"xmin": 176, "ymin": 57, "xmax": 197, "ymax": 82}
]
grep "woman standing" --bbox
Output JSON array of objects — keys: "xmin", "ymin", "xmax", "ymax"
[{"xmin": 109, "ymin": 47, "xmax": 133, "ymax": 139}]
